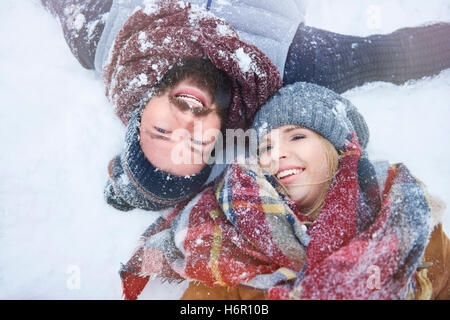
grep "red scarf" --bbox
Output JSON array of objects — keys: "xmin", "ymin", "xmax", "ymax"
[{"xmin": 120, "ymin": 138, "xmax": 432, "ymax": 300}]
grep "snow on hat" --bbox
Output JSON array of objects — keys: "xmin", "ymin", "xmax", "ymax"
[
  {"xmin": 252, "ymin": 82, "xmax": 369, "ymax": 150},
  {"xmin": 103, "ymin": 0, "xmax": 282, "ymax": 129}
]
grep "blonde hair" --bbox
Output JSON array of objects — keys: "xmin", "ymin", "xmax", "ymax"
[
  {"xmin": 304, "ymin": 134, "xmax": 339, "ymax": 219},
  {"xmin": 274, "ymin": 132, "xmax": 339, "ymax": 220}
]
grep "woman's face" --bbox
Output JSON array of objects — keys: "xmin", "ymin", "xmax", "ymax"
[{"xmin": 258, "ymin": 125, "xmax": 331, "ymax": 211}]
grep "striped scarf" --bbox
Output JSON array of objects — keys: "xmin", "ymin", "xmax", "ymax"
[{"xmin": 119, "ymin": 138, "xmax": 432, "ymax": 299}]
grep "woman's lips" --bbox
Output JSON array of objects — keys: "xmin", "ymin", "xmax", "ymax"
[{"xmin": 276, "ymin": 167, "xmax": 305, "ymax": 184}]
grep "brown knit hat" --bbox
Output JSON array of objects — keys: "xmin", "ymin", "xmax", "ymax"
[{"xmin": 103, "ymin": 0, "xmax": 282, "ymax": 129}]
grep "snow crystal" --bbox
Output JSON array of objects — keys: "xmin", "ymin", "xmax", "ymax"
[
  {"xmin": 142, "ymin": 0, "xmax": 159, "ymax": 15},
  {"xmin": 174, "ymin": 0, "xmax": 187, "ymax": 9},
  {"xmin": 216, "ymin": 0, "xmax": 232, "ymax": 7},
  {"xmin": 73, "ymin": 13, "xmax": 86, "ymax": 32},
  {"xmin": 300, "ymin": 107, "xmax": 307, "ymax": 116},
  {"xmin": 235, "ymin": 48, "xmax": 252, "ymax": 74},
  {"xmin": 86, "ymin": 19, "xmax": 100, "ymax": 39},
  {"xmin": 188, "ymin": 3, "xmax": 217, "ymax": 26},
  {"xmin": 332, "ymin": 100, "xmax": 351, "ymax": 131},
  {"xmin": 138, "ymin": 31, "xmax": 153, "ymax": 52},
  {"xmin": 119, "ymin": 173, "xmax": 130, "ymax": 186},
  {"xmin": 63, "ymin": 4, "xmax": 86, "ymax": 33},
  {"xmin": 216, "ymin": 24, "xmax": 234, "ymax": 37},
  {"xmin": 195, "ymin": 238, "xmax": 204, "ymax": 246},
  {"xmin": 174, "ymin": 228, "xmax": 188, "ymax": 251},
  {"xmin": 129, "ymin": 73, "xmax": 148, "ymax": 88}
]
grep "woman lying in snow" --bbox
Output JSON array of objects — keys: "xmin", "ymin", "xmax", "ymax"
[{"xmin": 119, "ymin": 82, "xmax": 449, "ymax": 300}]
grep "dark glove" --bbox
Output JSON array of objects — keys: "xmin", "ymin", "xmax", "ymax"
[{"xmin": 40, "ymin": 0, "xmax": 112, "ymax": 69}]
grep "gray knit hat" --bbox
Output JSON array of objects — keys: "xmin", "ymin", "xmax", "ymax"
[{"xmin": 252, "ymin": 82, "xmax": 369, "ymax": 150}]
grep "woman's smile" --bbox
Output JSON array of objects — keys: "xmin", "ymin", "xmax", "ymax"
[{"xmin": 276, "ymin": 166, "xmax": 305, "ymax": 184}]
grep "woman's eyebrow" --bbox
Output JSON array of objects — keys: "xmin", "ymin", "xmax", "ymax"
[
  {"xmin": 259, "ymin": 136, "xmax": 271, "ymax": 145},
  {"xmin": 282, "ymin": 126, "xmax": 303, "ymax": 133}
]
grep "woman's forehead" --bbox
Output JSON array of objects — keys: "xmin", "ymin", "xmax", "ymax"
[{"xmin": 261, "ymin": 125, "xmax": 308, "ymax": 140}]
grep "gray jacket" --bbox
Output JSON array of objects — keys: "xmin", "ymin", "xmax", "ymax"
[{"xmin": 94, "ymin": 0, "xmax": 305, "ymax": 78}]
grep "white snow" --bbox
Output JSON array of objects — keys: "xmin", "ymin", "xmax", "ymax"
[
  {"xmin": 142, "ymin": 0, "xmax": 159, "ymax": 15},
  {"xmin": 128, "ymin": 73, "xmax": 149, "ymax": 88},
  {"xmin": 73, "ymin": 13, "xmax": 86, "ymax": 32},
  {"xmin": 0, "ymin": 0, "xmax": 449, "ymax": 300},
  {"xmin": 216, "ymin": 23, "xmax": 234, "ymax": 37},
  {"xmin": 138, "ymin": 31, "xmax": 153, "ymax": 52},
  {"xmin": 235, "ymin": 48, "xmax": 253, "ymax": 74}
]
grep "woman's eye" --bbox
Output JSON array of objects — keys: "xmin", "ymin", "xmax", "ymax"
[
  {"xmin": 292, "ymin": 134, "xmax": 305, "ymax": 141},
  {"xmin": 258, "ymin": 145, "xmax": 272, "ymax": 154}
]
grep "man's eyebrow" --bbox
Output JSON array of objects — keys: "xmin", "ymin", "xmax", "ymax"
[
  {"xmin": 169, "ymin": 95, "xmax": 190, "ymax": 111},
  {"xmin": 142, "ymin": 127, "xmax": 170, "ymax": 139}
]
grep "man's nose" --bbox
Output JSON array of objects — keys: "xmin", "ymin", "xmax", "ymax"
[{"xmin": 173, "ymin": 107, "xmax": 196, "ymax": 132}]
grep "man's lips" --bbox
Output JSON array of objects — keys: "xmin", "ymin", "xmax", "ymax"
[
  {"xmin": 275, "ymin": 166, "xmax": 305, "ymax": 184},
  {"xmin": 173, "ymin": 87, "xmax": 207, "ymax": 109}
]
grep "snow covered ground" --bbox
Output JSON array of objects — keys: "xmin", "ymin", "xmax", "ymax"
[{"xmin": 0, "ymin": 0, "xmax": 449, "ymax": 299}]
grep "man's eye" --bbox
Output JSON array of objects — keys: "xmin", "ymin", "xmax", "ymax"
[
  {"xmin": 148, "ymin": 127, "xmax": 170, "ymax": 140},
  {"xmin": 155, "ymin": 127, "xmax": 168, "ymax": 134}
]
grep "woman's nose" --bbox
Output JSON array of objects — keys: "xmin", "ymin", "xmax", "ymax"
[{"xmin": 278, "ymin": 144, "xmax": 289, "ymax": 160}]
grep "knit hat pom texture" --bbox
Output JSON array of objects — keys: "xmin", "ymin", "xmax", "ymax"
[{"xmin": 252, "ymin": 82, "xmax": 369, "ymax": 150}]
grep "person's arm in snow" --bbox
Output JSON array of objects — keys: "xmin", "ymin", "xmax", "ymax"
[
  {"xmin": 284, "ymin": 22, "xmax": 450, "ymax": 93},
  {"xmin": 41, "ymin": 0, "xmax": 450, "ymax": 94},
  {"xmin": 104, "ymin": 108, "xmax": 213, "ymax": 212},
  {"xmin": 40, "ymin": 0, "xmax": 112, "ymax": 69}
]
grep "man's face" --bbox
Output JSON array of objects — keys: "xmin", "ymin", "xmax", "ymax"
[{"xmin": 139, "ymin": 78, "xmax": 222, "ymax": 176}]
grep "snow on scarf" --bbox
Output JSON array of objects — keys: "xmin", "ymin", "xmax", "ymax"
[
  {"xmin": 103, "ymin": 0, "xmax": 282, "ymax": 129},
  {"xmin": 119, "ymin": 137, "xmax": 433, "ymax": 300}
]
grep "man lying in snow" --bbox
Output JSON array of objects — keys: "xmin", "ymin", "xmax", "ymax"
[
  {"xmin": 43, "ymin": 0, "xmax": 283, "ymax": 210},
  {"xmin": 104, "ymin": 59, "xmax": 233, "ymax": 211},
  {"xmin": 40, "ymin": 0, "xmax": 450, "ymax": 211}
]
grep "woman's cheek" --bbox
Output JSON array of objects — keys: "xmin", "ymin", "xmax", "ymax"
[{"xmin": 259, "ymin": 155, "xmax": 278, "ymax": 174}]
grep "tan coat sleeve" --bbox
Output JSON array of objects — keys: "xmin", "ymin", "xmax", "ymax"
[
  {"xmin": 415, "ymin": 223, "xmax": 450, "ymax": 300},
  {"xmin": 180, "ymin": 281, "xmax": 268, "ymax": 300},
  {"xmin": 181, "ymin": 225, "xmax": 450, "ymax": 300}
]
